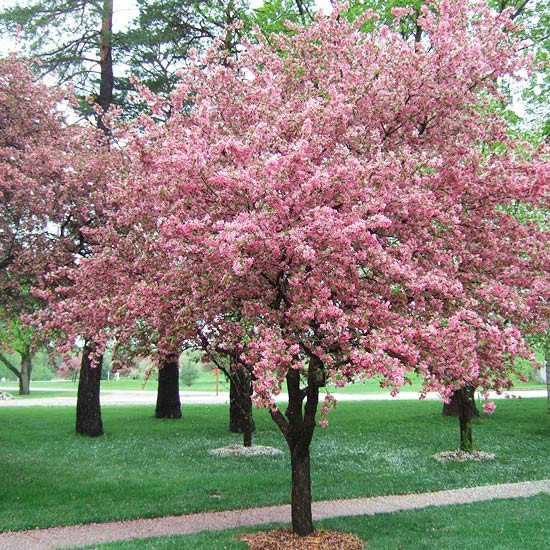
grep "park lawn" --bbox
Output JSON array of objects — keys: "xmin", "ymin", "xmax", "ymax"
[
  {"xmin": 0, "ymin": 370, "xmax": 545, "ymax": 398},
  {"xmin": 0, "ymin": 370, "xmax": 233, "ymax": 394},
  {"xmin": 1, "ymin": 399, "xmax": 549, "ymax": 532},
  {"xmin": 77, "ymin": 493, "xmax": 550, "ymax": 549},
  {"xmin": 0, "ymin": 390, "xmax": 73, "ymax": 399}
]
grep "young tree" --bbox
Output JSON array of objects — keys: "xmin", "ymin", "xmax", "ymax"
[
  {"xmin": 45, "ymin": 0, "xmax": 549, "ymax": 535},
  {"xmin": 0, "ymin": 321, "xmax": 33, "ymax": 395}
]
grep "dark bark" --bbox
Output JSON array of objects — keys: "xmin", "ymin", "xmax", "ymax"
[
  {"xmin": 443, "ymin": 388, "xmax": 479, "ymax": 417},
  {"xmin": 290, "ymin": 445, "xmax": 313, "ymax": 535},
  {"xmin": 155, "ymin": 355, "xmax": 182, "ymax": 419},
  {"xmin": 269, "ymin": 355, "xmax": 322, "ymax": 536},
  {"xmin": 456, "ymin": 387, "xmax": 475, "ymax": 452},
  {"xmin": 76, "ymin": 343, "xmax": 103, "ymax": 437},
  {"xmin": 19, "ymin": 348, "xmax": 32, "ymax": 395},
  {"xmin": 74, "ymin": 1, "xmax": 112, "ymax": 436},
  {"xmin": 97, "ymin": 0, "xmax": 113, "ymax": 132},
  {"xmin": 229, "ymin": 366, "xmax": 255, "ymax": 447}
]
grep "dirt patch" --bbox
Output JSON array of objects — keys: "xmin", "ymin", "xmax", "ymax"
[
  {"xmin": 209, "ymin": 444, "xmax": 283, "ymax": 457},
  {"xmin": 433, "ymin": 450, "xmax": 496, "ymax": 462},
  {"xmin": 240, "ymin": 528, "xmax": 365, "ymax": 549}
]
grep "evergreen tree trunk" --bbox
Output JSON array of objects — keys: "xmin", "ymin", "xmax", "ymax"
[
  {"xmin": 97, "ymin": 0, "xmax": 113, "ymax": 132},
  {"xmin": 155, "ymin": 355, "xmax": 182, "ymax": 418},
  {"xmin": 443, "ymin": 388, "xmax": 479, "ymax": 417},
  {"xmin": 456, "ymin": 386, "xmax": 474, "ymax": 452},
  {"xmin": 76, "ymin": 343, "xmax": 103, "ymax": 437},
  {"xmin": 18, "ymin": 347, "xmax": 32, "ymax": 395},
  {"xmin": 75, "ymin": 0, "xmax": 113, "ymax": 436},
  {"xmin": 229, "ymin": 366, "xmax": 255, "ymax": 447},
  {"xmin": 269, "ymin": 355, "xmax": 322, "ymax": 536}
]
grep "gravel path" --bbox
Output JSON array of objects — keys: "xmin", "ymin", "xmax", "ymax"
[
  {"xmin": 1, "ymin": 480, "xmax": 548, "ymax": 550},
  {"xmin": 0, "ymin": 388, "xmax": 547, "ymax": 407}
]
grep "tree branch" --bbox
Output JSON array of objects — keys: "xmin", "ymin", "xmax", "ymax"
[{"xmin": 0, "ymin": 353, "xmax": 21, "ymax": 379}]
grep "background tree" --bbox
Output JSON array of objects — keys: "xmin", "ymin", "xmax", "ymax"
[
  {"xmin": 0, "ymin": 52, "xmax": 114, "ymax": 433},
  {"xmin": 0, "ymin": 321, "xmax": 33, "ymax": 395},
  {"xmin": 118, "ymin": 0, "xmax": 250, "ymax": 105},
  {"xmin": 0, "ymin": 0, "xmax": 116, "ymax": 125},
  {"xmin": 0, "ymin": 0, "xmax": 118, "ymax": 435}
]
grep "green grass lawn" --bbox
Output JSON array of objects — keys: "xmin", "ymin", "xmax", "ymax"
[
  {"xmin": 0, "ymin": 371, "xmax": 222, "ymax": 395},
  {"xmin": 1, "ymin": 399, "xmax": 549, "ymax": 534},
  {"xmin": 77, "ymin": 493, "xmax": 550, "ymax": 549}
]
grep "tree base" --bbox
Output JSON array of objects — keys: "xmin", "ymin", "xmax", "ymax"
[
  {"xmin": 239, "ymin": 528, "xmax": 364, "ymax": 549},
  {"xmin": 155, "ymin": 407, "xmax": 182, "ymax": 419}
]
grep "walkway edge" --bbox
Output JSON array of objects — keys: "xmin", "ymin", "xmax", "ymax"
[{"xmin": 1, "ymin": 479, "xmax": 549, "ymax": 549}]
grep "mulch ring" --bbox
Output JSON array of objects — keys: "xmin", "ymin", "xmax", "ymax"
[
  {"xmin": 433, "ymin": 449, "xmax": 496, "ymax": 462},
  {"xmin": 239, "ymin": 528, "xmax": 365, "ymax": 549}
]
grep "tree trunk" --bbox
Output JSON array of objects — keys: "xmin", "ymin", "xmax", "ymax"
[
  {"xmin": 269, "ymin": 355, "xmax": 322, "ymax": 536},
  {"xmin": 155, "ymin": 355, "xmax": 182, "ymax": 418},
  {"xmin": 289, "ymin": 443, "xmax": 313, "ymax": 535},
  {"xmin": 76, "ymin": 343, "xmax": 103, "ymax": 437},
  {"xmin": 18, "ymin": 347, "xmax": 32, "ymax": 395},
  {"xmin": 0, "ymin": 345, "xmax": 32, "ymax": 395},
  {"xmin": 229, "ymin": 366, "xmax": 255, "ymax": 447},
  {"xmin": 443, "ymin": 388, "xmax": 479, "ymax": 417},
  {"xmin": 96, "ymin": 0, "xmax": 113, "ymax": 132},
  {"xmin": 456, "ymin": 387, "xmax": 474, "ymax": 452}
]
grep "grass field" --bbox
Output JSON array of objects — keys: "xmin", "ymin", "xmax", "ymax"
[
  {"xmin": 77, "ymin": 493, "xmax": 550, "ymax": 549},
  {"xmin": 1, "ymin": 398, "xmax": 549, "ymax": 533}
]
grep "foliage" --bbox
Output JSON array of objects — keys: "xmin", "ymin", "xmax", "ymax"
[
  {"xmin": 48, "ymin": 0, "xmax": 549, "ymax": 408},
  {"xmin": 251, "ymin": 0, "xmax": 317, "ymax": 36},
  {"xmin": 118, "ymin": 0, "xmax": 250, "ymax": 102},
  {"xmin": 0, "ymin": 53, "xmax": 116, "ymax": 357}
]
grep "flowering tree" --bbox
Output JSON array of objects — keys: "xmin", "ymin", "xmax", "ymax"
[
  {"xmin": 0, "ymin": 55, "xmax": 81, "ymax": 394},
  {"xmin": 46, "ymin": 0, "xmax": 549, "ymax": 535},
  {"xmin": 0, "ymin": 54, "xmax": 113, "ymax": 426}
]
